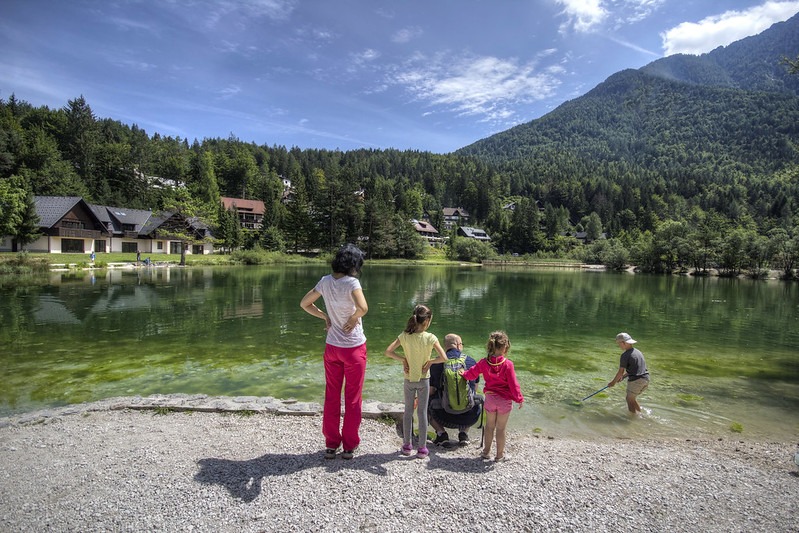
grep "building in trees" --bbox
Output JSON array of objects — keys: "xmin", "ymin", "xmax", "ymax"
[
  {"xmin": 220, "ymin": 197, "xmax": 265, "ymax": 230},
  {"xmin": 457, "ymin": 226, "xmax": 492, "ymax": 241},
  {"xmin": 1, "ymin": 196, "xmax": 213, "ymax": 256}
]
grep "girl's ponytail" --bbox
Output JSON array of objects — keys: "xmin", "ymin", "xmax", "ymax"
[
  {"xmin": 486, "ymin": 330, "xmax": 510, "ymax": 356},
  {"xmin": 404, "ymin": 304, "xmax": 432, "ymax": 334}
]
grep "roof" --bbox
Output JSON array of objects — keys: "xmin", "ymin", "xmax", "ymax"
[
  {"xmin": 458, "ymin": 226, "xmax": 491, "ymax": 241},
  {"xmin": 411, "ymin": 219, "xmax": 439, "ymax": 234},
  {"xmin": 91, "ymin": 205, "xmax": 153, "ymax": 233},
  {"xmin": 443, "ymin": 207, "xmax": 469, "ymax": 218},
  {"xmin": 221, "ymin": 197, "xmax": 265, "ymax": 214},
  {"xmin": 34, "ymin": 196, "xmax": 107, "ymax": 230},
  {"xmin": 34, "ymin": 196, "xmax": 85, "ymax": 228},
  {"xmin": 140, "ymin": 211, "xmax": 211, "ymax": 239}
]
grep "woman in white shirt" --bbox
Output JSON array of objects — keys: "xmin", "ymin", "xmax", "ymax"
[{"xmin": 300, "ymin": 244, "xmax": 368, "ymax": 460}]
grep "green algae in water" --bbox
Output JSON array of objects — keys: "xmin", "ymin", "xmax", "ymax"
[
  {"xmin": 677, "ymin": 393, "xmax": 704, "ymax": 406},
  {"xmin": 730, "ymin": 422, "xmax": 744, "ymax": 433}
]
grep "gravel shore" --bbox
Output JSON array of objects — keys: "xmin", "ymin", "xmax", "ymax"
[{"xmin": 0, "ymin": 401, "xmax": 797, "ymax": 532}]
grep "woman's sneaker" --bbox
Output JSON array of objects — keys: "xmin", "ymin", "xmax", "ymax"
[
  {"xmin": 416, "ymin": 447, "xmax": 429, "ymax": 459},
  {"xmin": 401, "ymin": 443, "xmax": 413, "ymax": 456}
]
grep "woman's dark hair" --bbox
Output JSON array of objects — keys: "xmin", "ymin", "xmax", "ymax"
[
  {"xmin": 404, "ymin": 304, "xmax": 432, "ymax": 334},
  {"xmin": 331, "ymin": 243, "xmax": 365, "ymax": 276}
]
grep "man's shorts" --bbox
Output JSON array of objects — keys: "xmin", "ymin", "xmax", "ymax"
[
  {"xmin": 484, "ymin": 392, "xmax": 512, "ymax": 414},
  {"xmin": 626, "ymin": 377, "xmax": 650, "ymax": 396}
]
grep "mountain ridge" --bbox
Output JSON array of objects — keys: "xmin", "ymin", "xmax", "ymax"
[{"xmin": 456, "ymin": 12, "xmax": 799, "ymax": 174}]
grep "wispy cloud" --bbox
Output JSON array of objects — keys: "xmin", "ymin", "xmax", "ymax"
[
  {"xmin": 391, "ymin": 54, "xmax": 561, "ymax": 124},
  {"xmin": 661, "ymin": 0, "xmax": 799, "ymax": 55},
  {"xmin": 392, "ymin": 26, "xmax": 422, "ymax": 44},
  {"xmin": 604, "ymin": 35, "xmax": 660, "ymax": 57},
  {"xmin": 217, "ymin": 85, "xmax": 241, "ymax": 100}
]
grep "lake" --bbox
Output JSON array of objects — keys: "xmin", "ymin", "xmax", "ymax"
[{"xmin": 1, "ymin": 264, "xmax": 797, "ymax": 441}]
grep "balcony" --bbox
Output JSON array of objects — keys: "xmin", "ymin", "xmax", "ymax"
[{"xmin": 56, "ymin": 228, "xmax": 102, "ymax": 239}]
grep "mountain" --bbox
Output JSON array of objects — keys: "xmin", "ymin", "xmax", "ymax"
[{"xmin": 456, "ymin": 13, "xmax": 799, "ymax": 179}]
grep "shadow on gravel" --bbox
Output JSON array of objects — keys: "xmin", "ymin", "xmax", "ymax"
[
  {"xmin": 195, "ymin": 451, "xmax": 400, "ymax": 502},
  {"xmin": 425, "ymin": 453, "xmax": 496, "ymax": 473}
]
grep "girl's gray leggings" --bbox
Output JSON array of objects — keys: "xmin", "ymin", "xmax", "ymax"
[{"xmin": 403, "ymin": 378, "xmax": 430, "ymax": 448}]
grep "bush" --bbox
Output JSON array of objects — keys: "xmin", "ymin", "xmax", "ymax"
[
  {"xmin": 448, "ymin": 237, "xmax": 497, "ymax": 263},
  {"xmin": 0, "ymin": 252, "xmax": 50, "ymax": 273},
  {"xmin": 599, "ymin": 240, "xmax": 630, "ymax": 270}
]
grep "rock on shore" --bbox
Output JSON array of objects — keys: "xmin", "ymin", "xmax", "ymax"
[{"xmin": 0, "ymin": 399, "xmax": 796, "ymax": 532}]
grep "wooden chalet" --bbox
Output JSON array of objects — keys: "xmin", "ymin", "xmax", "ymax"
[{"xmin": 220, "ymin": 197, "xmax": 266, "ymax": 230}]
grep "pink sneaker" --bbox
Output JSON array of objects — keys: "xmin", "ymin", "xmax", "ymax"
[
  {"xmin": 416, "ymin": 447, "xmax": 429, "ymax": 459},
  {"xmin": 401, "ymin": 443, "xmax": 413, "ymax": 456}
]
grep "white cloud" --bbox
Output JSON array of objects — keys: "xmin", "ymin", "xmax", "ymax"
[
  {"xmin": 556, "ymin": 0, "xmax": 608, "ymax": 33},
  {"xmin": 218, "ymin": 85, "xmax": 241, "ymax": 100},
  {"xmin": 392, "ymin": 26, "xmax": 422, "ymax": 44},
  {"xmin": 661, "ymin": 1, "xmax": 799, "ymax": 55},
  {"xmin": 351, "ymin": 49, "xmax": 381, "ymax": 68},
  {"xmin": 616, "ymin": 0, "xmax": 666, "ymax": 25},
  {"xmin": 391, "ymin": 54, "xmax": 561, "ymax": 124}
]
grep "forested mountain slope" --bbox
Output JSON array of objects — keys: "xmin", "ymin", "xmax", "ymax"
[{"xmin": 453, "ymin": 13, "xmax": 799, "ymax": 236}]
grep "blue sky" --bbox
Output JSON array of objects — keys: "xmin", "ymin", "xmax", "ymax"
[{"xmin": 2, "ymin": 0, "xmax": 798, "ymax": 153}]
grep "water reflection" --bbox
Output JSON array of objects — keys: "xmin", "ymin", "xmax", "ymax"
[{"xmin": 1, "ymin": 265, "xmax": 797, "ymax": 440}]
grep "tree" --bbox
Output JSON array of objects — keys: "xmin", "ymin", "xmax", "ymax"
[
  {"xmin": 259, "ymin": 225, "xmax": 286, "ymax": 252},
  {"xmin": 507, "ymin": 197, "xmax": 544, "ymax": 254},
  {"xmin": 61, "ymin": 96, "xmax": 103, "ymax": 199},
  {"xmin": 0, "ymin": 177, "xmax": 40, "ymax": 251},
  {"xmin": 191, "ymin": 151, "xmax": 220, "ymax": 207},
  {"xmin": 782, "ymin": 55, "xmax": 799, "ymax": 74},
  {"xmin": 768, "ymin": 227, "xmax": 799, "ymax": 279},
  {"xmin": 281, "ymin": 176, "xmax": 314, "ymax": 253},
  {"xmin": 717, "ymin": 228, "xmax": 749, "ymax": 277},
  {"xmin": 160, "ymin": 188, "xmax": 212, "ymax": 266},
  {"xmin": 215, "ymin": 203, "xmax": 242, "ymax": 253},
  {"xmin": 599, "ymin": 239, "xmax": 630, "ymax": 270},
  {"xmin": 584, "ymin": 212, "xmax": 603, "ymax": 241}
]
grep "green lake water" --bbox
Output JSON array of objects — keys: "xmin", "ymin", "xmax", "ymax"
[{"xmin": 1, "ymin": 264, "xmax": 797, "ymax": 441}]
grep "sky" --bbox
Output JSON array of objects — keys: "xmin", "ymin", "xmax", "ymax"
[{"xmin": 2, "ymin": 1, "xmax": 799, "ymax": 154}]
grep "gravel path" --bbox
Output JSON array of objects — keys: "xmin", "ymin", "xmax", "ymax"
[{"xmin": 0, "ymin": 406, "xmax": 797, "ymax": 532}]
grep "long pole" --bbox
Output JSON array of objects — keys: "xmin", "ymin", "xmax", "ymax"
[{"xmin": 581, "ymin": 385, "xmax": 610, "ymax": 402}]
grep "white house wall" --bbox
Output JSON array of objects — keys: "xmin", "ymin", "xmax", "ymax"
[{"xmin": 2, "ymin": 234, "xmax": 212, "ymax": 255}]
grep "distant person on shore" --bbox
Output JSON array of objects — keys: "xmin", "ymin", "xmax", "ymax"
[
  {"xmin": 385, "ymin": 304, "xmax": 448, "ymax": 459},
  {"xmin": 136, "ymin": 251, "xmax": 141, "ymax": 264},
  {"xmin": 608, "ymin": 332, "xmax": 650, "ymax": 415},
  {"xmin": 428, "ymin": 333, "xmax": 482, "ymax": 447},
  {"xmin": 460, "ymin": 331, "xmax": 523, "ymax": 462},
  {"xmin": 300, "ymin": 244, "xmax": 368, "ymax": 460}
]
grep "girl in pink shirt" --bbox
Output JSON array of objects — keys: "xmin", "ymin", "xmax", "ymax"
[{"xmin": 460, "ymin": 331, "xmax": 523, "ymax": 462}]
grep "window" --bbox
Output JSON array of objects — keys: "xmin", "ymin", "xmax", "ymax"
[
  {"xmin": 170, "ymin": 242, "xmax": 182, "ymax": 254},
  {"xmin": 156, "ymin": 241, "xmax": 163, "ymax": 250},
  {"xmin": 192, "ymin": 244, "xmax": 203, "ymax": 255},
  {"xmin": 61, "ymin": 238, "xmax": 84, "ymax": 253},
  {"xmin": 94, "ymin": 240, "xmax": 106, "ymax": 253},
  {"xmin": 121, "ymin": 242, "xmax": 138, "ymax": 253}
]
